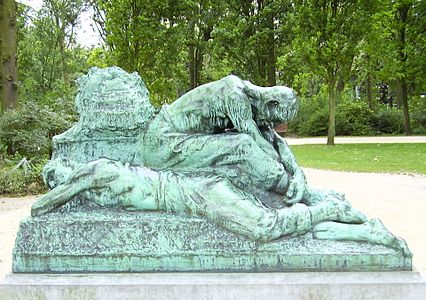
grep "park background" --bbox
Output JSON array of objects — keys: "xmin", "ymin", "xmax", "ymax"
[{"xmin": 0, "ymin": 0, "xmax": 425, "ymax": 195}]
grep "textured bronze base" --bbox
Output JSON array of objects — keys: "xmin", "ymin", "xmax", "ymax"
[{"xmin": 13, "ymin": 207, "xmax": 411, "ymax": 273}]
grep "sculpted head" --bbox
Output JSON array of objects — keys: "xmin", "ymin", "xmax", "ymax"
[{"xmin": 250, "ymin": 86, "xmax": 298, "ymax": 128}]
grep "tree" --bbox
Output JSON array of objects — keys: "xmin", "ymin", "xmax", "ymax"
[
  {"xmin": 395, "ymin": 1, "xmax": 412, "ymax": 134},
  {"xmin": 211, "ymin": 0, "xmax": 293, "ymax": 86},
  {"xmin": 352, "ymin": 0, "xmax": 425, "ymax": 135},
  {"xmin": 290, "ymin": 0, "xmax": 372, "ymax": 145},
  {"xmin": 383, "ymin": 0, "xmax": 425, "ymax": 135},
  {"xmin": 44, "ymin": 0, "xmax": 86, "ymax": 85},
  {"xmin": 180, "ymin": 0, "xmax": 223, "ymax": 89},
  {"xmin": 0, "ymin": 0, "xmax": 18, "ymax": 113},
  {"xmin": 90, "ymin": 0, "xmax": 188, "ymax": 104},
  {"xmin": 18, "ymin": 0, "xmax": 88, "ymax": 110},
  {"xmin": 0, "ymin": 1, "xmax": 87, "ymax": 157}
]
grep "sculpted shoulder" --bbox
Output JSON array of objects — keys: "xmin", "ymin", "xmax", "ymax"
[
  {"xmin": 171, "ymin": 75, "xmax": 245, "ymax": 107},
  {"xmin": 158, "ymin": 76, "xmax": 252, "ymax": 133}
]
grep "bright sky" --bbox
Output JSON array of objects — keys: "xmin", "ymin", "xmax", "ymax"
[{"xmin": 17, "ymin": 0, "xmax": 102, "ymax": 48}]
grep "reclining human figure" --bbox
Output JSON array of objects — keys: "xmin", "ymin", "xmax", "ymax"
[
  {"xmin": 32, "ymin": 158, "xmax": 410, "ymax": 255},
  {"xmin": 32, "ymin": 74, "xmax": 411, "ymax": 256}
]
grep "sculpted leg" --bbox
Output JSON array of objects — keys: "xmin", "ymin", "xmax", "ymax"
[
  {"xmin": 302, "ymin": 186, "xmax": 346, "ymax": 206},
  {"xmin": 30, "ymin": 162, "xmax": 108, "ymax": 216},
  {"xmin": 32, "ymin": 158, "xmax": 161, "ymax": 217},
  {"xmin": 31, "ymin": 180, "xmax": 86, "ymax": 216},
  {"xmin": 308, "ymin": 198, "xmax": 367, "ymax": 224},
  {"xmin": 163, "ymin": 174, "xmax": 368, "ymax": 241},
  {"xmin": 299, "ymin": 185, "xmax": 411, "ymax": 255},
  {"xmin": 312, "ymin": 219, "xmax": 412, "ymax": 257}
]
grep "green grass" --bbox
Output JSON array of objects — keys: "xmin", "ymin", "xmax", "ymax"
[{"xmin": 290, "ymin": 143, "xmax": 426, "ymax": 174}]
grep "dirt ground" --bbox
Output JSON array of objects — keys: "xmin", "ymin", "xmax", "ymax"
[
  {"xmin": 0, "ymin": 195, "xmax": 37, "ymax": 280},
  {"xmin": 0, "ymin": 168, "xmax": 425, "ymax": 279}
]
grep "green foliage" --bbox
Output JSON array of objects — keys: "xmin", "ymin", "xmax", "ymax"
[
  {"xmin": 352, "ymin": 0, "xmax": 426, "ymax": 134},
  {"xmin": 209, "ymin": 0, "xmax": 294, "ymax": 86},
  {"xmin": 17, "ymin": 0, "xmax": 88, "ymax": 108},
  {"xmin": 0, "ymin": 1, "xmax": 87, "ymax": 195},
  {"xmin": 87, "ymin": 0, "xmax": 426, "ymax": 136},
  {"xmin": 291, "ymin": 143, "xmax": 426, "ymax": 174},
  {"xmin": 284, "ymin": 0, "xmax": 376, "ymax": 143},
  {"xmin": 335, "ymin": 100, "xmax": 375, "ymax": 136},
  {"xmin": 287, "ymin": 76, "xmax": 327, "ymax": 135},
  {"xmin": 0, "ymin": 101, "xmax": 74, "ymax": 157},
  {"xmin": 291, "ymin": 87, "xmax": 377, "ymax": 137},
  {"xmin": 372, "ymin": 107, "xmax": 404, "ymax": 135},
  {"xmin": 0, "ymin": 154, "xmax": 47, "ymax": 196},
  {"xmin": 92, "ymin": 0, "xmax": 189, "ymax": 103},
  {"xmin": 410, "ymin": 96, "xmax": 426, "ymax": 134},
  {"xmin": 297, "ymin": 109, "xmax": 329, "ymax": 137},
  {"xmin": 286, "ymin": 96, "xmax": 426, "ymax": 137},
  {"xmin": 412, "ymin": 113, "xmax": 426, "ymax": 134},
  {"xmin": 295, "ymin": 100, "xmax": 376, "ymax": 137},
  {"xmin": 87, "ymin": 47, "xmax": 113, "ymax": 69}
]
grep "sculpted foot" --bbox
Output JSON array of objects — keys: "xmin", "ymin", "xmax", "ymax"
[
  {"xmin": 336, "ymin": 202, "xmax": 367, "ymax": 224},
  {"xmin": 363, "ymin": 218, "xmax": 412, "ymax": 257},
  {"xmin": 31, "ymin": 184, "xmax": 79, "ymax": 217},
  {"xmin": 304, "ymin": 187, "xmax": 346, "ymax": 206},
  {"xmin": 313, "ymin": 219, "xmax": 412, "ymax": 257},
  {"xmin": 31, "ymin": 194, "xmax": 55, "ymax": 216},
  {"xmin": 326, "ymin": 199, "xmax": 368, "ymax": 224}
]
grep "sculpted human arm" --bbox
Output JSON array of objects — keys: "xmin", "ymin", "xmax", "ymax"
[
  {"xmin": 226, "ymin": 104, "xmax": 278, "ymax": 159},
  {"xmin": 244, "ymin": 119, "xmax": 280, "ymax": 159},
  {"xmin": 272, "ymin": 130, "xmax": 307, "ymax": 205}
]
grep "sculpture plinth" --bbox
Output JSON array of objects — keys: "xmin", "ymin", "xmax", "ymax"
[{"xmin": 13, "ymin": 207, "xmax": 411, "ymax": 273}]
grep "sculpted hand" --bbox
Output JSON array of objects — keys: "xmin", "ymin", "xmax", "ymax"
[{"xmin": 284, "ymin": 171, "xmax": 306, "ymax": 205}]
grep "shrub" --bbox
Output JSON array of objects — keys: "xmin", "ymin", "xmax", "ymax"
[
  {"xmin": 289, "ymin": 86, "xmax": 378, "ymax": 136},
  {"xmin": 410, "ymin": 96, "xmax": 426, "ymax": 134},
  {"xmin": 298, "ymin": 108, "xmax": 329, "ymax": 136},
  {"xmin": 411, "ymin": 112, "xmax": 426, "ymax": 134},
  {"xmin": 288, "ymin": 86, "xmax": 328, "ymax": 136},
  {"xmin": 372, "ymin": 107, "xmax": 404, "ymax": 134},
  {"xmin": 0, "ymin": 101, "xmax": 74, "ymax": 157},
  {"xmin": 0, "ymin": 155, "xmax": 47, "ymax": 196},
  {"xmin": 335, "ymin": 101, "xmax": 375, "ymax": 136}
]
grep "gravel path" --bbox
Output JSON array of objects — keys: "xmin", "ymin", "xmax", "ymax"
[
  {"xmin": 0, "ymin": 195, "xmax": 37, "ymax": 280},
  {"xmin": 1, "ymin": 168, "xmax": 425, "ymax": 279},
  {"xmin": 303, "ymin": 168, "xmax": 426, "ymax": 275}
]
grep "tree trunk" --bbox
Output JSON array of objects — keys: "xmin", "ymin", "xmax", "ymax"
[
  {"xmin": 327, "ymin": 77, "xmax": 337, "ymax": 146},
  {"xmin": 188, "ymin": 43, "xmax": 196, "ymax": 89},
  {"xmin": 397, "ymin": 4, "xmax": 411, "ymax": 135},
  {"xmin": 400, "ymin": 78, "xmax": 412, "ymax": 135},
  {"xmin": 366, "ymin": 74, "xmax": 373, "ymax": 109},
  {"xmin": 187, "ymin": 22, "xmax": 212, "ymax": 90},
  {"xmin": 194, "ymin": 44, "xmax": 202, "ymax": 87},
  {"xmin": 265, "ymin": 7, "xmax": 276, "ymax": 86},
  {"xmin": 187, "ymin": 18, "xmax": 202, "ymax": 90},
  {"xmin": 0, "ymin": 0, "xmax": 18, "ymax": 113}
]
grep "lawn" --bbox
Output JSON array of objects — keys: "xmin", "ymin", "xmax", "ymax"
[{"xmin": 289, "ymin": 143, "xmax": 426, "ymax": 174}]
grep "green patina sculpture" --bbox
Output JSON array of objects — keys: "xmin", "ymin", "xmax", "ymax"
[
  {"xmin": 13, "ymin": 67, "xmax": 412, "ymax": 273},
  {"xmin": 32, "ymin": 158, "xmax": 408, "ymax": 254}
]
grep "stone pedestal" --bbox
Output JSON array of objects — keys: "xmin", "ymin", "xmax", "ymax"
[
  {"xmin": 13, "ymin": 207, "xmax": 411, "ymax": 273},
  {"xmin": 1, "ymin": 272, "xmax": 425, "ymax": 300}
]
